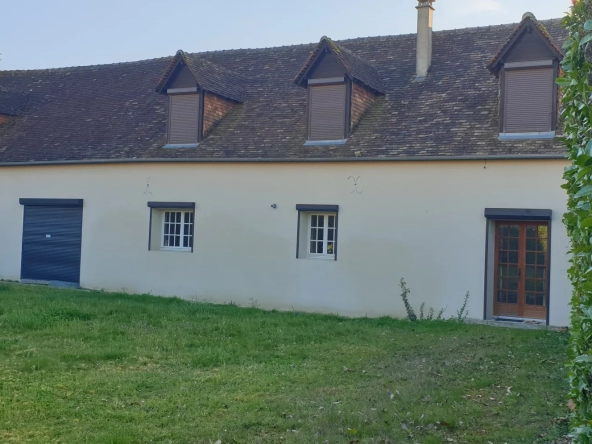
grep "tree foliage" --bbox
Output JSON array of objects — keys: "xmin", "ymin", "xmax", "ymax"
[{"xmin": 560, "ymin": 0, "xmax": 592, "ymax": 441}]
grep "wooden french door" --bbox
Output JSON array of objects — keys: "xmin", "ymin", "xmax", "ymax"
[{"xmin": 494, "ymin": 221, "xmax": 549, "ymax": 320}]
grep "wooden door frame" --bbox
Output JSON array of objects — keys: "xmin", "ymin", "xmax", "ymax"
[{"xmin": 483, "ymin": 209, "xmax": 552, "ymax": 326}]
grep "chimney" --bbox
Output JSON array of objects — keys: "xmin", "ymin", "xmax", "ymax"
[{"xmin": 415, "ymin": 0, "xmax": 435, "ymax": 80}]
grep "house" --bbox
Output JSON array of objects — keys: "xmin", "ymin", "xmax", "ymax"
[{"xmin": 0, "ymin": 1, "xmax": 572, "ymax": 326}]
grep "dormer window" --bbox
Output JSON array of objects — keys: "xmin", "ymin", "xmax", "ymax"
[
  {"xmin": 167, "ymin": 89, "xmax": 201, "ymax": 147},
  {"xmin": 502, "ymin": 64, "xmax": 555, "ymax": 135},
  {"xmin": 307, "ymin": 79, "xmax": 348, "ymax": 142},
  {"xmin": 487, "ymin": 13, "xmax": 563, "ymax": 140},
  {"xmin": 156, "ymin": 50, "xmax": 245, "ymax": 148},
  {"xmin": 294, "ymin": 37, "xmax": 384, "ymax": 147}
]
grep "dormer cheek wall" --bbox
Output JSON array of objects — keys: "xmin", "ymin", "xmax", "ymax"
[
  {"xmin": 350, "ymin": 83, "xmax": 376, "ymax": 129},
  {"xmin": 203, "ymin": 92, "xmax": 237, "ymax": 138}
]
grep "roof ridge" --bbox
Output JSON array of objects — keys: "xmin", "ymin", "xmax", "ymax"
[
  {"xmin": 0, "ymin": 56, "xmax": 173, "ymax": 75},
  {"xmin": 0, "ymin": 17, "xmax": 564, "ymax": 73}
]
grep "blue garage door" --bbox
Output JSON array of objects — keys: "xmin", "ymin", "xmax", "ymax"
[{"xmin": 20, "ymin": 200, "xmax": 83, "ymax": 284}]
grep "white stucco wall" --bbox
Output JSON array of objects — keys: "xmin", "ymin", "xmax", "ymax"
[{"xmin": 0, "ymin": 159, "xmax": 572, "ymax": 326}]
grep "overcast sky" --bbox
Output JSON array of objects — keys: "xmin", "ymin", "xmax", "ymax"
[{"xmin": 0, "ymin": 0, "xmax": 570, "ymax": 70}]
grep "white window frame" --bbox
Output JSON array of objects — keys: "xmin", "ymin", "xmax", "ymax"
[
  {"xmin": 161, "ymin": 210, "xmax": 194, "ymax": 251},
  {"xmin": 307, "ymin": 213, "xmax": 337, "ymax": 260}
]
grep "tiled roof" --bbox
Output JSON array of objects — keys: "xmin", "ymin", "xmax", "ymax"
[
  {"xmin": 156, "ymin": 50, "xmax": 246, "ymax": 102},
  {"xmin": 294, "ymin": 36, "xmax": 385, "ymax": 94},
  {"xmin": 0, "ymin": 19, "xmax": 567, "ymax": 164},
  {"xmin": 0, "ymin": 87, "xmax": 29, "ymax": 116}
]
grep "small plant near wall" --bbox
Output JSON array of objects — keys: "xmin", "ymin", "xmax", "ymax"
[
  {"xmin": 399, "ymin": 278, "xmax": 468, "ymax": 322},
  {"xmin": 558, "ymin": 1, "xmax": 592, "ymax": 441}
]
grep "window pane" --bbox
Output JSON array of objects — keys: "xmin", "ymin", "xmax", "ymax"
[
  {"xmin": 328, "ymin": 229, "xmax": 334, "ymax": 241},
  {"xmin": 311, "ymin": 228, "xmax": 317, "ymax": 241},
  {"xmin": 311, "ymin": 215, "xmax": 317, "ymax": 227},
  {"xmin": 310, "ymin": 242, "xmax": 316, "ymax": 254},
  {"xmin": 165, "ymin": 212, "xmax": 170, "ymax": 223},
  {"xmin": 318, "ymin": 215, "xmax": 325, "ymax": 227},
  {"xmin": 328, "ymin": 216, "xmax": 335, "ymax": 228},
  {"xmin": 317, "ymin": 242, "xmax": 324, "ymax": 254},
  {"xmin": 327, "ymin": 243, "xmax": 334, "ymax": 254},
  {"xmin": 318, "ymin": 228, "xmax": 324, "ymax": 241}
]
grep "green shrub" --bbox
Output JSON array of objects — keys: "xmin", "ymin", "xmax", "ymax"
[{"xmin": 559, "ymin": 1, "xmax": 592, "ymax": 441}]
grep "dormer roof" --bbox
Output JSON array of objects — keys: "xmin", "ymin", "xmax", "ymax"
[
  {"xmin": 156, "ymin": 50, "xmax": 245, "ymax": 102},
  {"xmin": 294, "ymin": 36, "xmax": 385, "ymax": 94},
  {"xmin": 487, "ymin": 14, "xmax": 563, "ymax": 76}
]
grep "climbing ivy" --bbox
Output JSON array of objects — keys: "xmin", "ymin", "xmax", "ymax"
[{"xmin": 560, "ymin": 0, "xmax": 592, "ymax": 441}]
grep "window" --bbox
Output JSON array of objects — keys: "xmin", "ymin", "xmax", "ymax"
[
  {"xmin": 167, "ymin": 92, "xmax": 200, "ymax": 146},
  {"xmin": 308, "ymin": 214, "xmax": 336, "ymax": 258},
  {"xmin": 147, "ymin": 202, "xmax": 195, "ymax": 252},
  {"xmin": 295, "ymin": 204, "xmax": 339, "ymax": 260},
  {"xmin": 162, "ymin": 211, "xmax": 194, "ymax": 250},
  {"xmin": 307, "ymin": 82, "xmax": 348, "ymax": 142},
  {"xmin": 502, "ymin": 66, "xmax": 555, "ymax": 135}
]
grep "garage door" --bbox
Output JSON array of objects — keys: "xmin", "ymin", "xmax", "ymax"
[{"xmin": 20, "ymin": 199, "xmax": 83, "ymax": 285}]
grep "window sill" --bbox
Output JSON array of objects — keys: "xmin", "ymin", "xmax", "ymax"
[
  {"xmin": 498, "ymin": 132, "xmax": 555, "ymax": 140},
  {"xmin": 304, "ymin": 139, "xmax": 347, "ymax": 146},
  {"xmin": 162, "ymin": 143, "xmax": 200, "ymax": 149},
  {"xmin": 158, "ymin": 247, "xmax": 193, "ymax": 253},
  {"xmin": 305, "ymin": 255, "xmax": 336, "ymax": 261}
]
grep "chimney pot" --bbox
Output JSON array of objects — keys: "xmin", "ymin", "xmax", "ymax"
[{"xmin": 415, "ymin": 0, "xmax": 435, "ymax": 80}]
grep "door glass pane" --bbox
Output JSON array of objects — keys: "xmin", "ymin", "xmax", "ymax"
[
  {"xmin": 497, "ymin": 290, "xmax": 506, "ymax": 303},
  {"xmin": 525, "ymin": 279, "xmax": 535, "ymax": 291},
  {"xmin": 526, "ymin": 226, "xmax": 537, "ymax": 238},
  {"xmin": 526, "ymin": 252, "xmax": 535, "ymax": 265},
  {"xmin": 526, "ymin": 266, "xmax": 535, "ymax": 278},
  {"xmin": 536, "ymin": 267, "xmax": 545, "ymax": 279},
  {"xmin": 509, "ymin": 238, "xmax": 519, "ymax": 250},
  {"xmin": 536, "ymin": 295, "xmax": 545, "ymax": 306},
  {"xmin": 537, "ymin": 253, "xmax": 546, "ymax": 265},
  {"xmin": 526, "ymin": 293, "xmax": 535, "ymax": 305},
  {"xmin": 508, "ymin": 291, "xmax": 518, "ymax": 304},
  {"xmin": 526, "ymin": 239, "xmax": 537, "ymax": 251},
  {"xmin": 509, "ymin": 226, "xmax": 519, "ymax": 237},
  {"xmin": 509, "ymin": 251, "xmax": 518, "ymax": 264}
]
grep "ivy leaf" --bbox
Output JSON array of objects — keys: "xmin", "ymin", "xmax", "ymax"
[
  {"xmin": 580, "ymin": 33, "xmax": 592, "ymax": 46},
  {"xmin": 575, "ymin": 355, "xmax": 592, "ymax": 363},
  {"xmin": 575, "ymin": 185, "xmax": 592, "ymax": 198},
  {"xmin": 587, "ymin": 140, "xmax": 592, "ymax": 156},
  {"xmin": 556, "ymin": 78, "xmax": 572, "ymax": 87},
  {"xmin": 581, "ymin": 217, "xmax": 592, "ymax": 228},
  {"xmin": 585, "ymin": 20, "xmax": 592, "ymax": 31}
]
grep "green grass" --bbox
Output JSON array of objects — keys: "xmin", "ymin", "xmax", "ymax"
[{"xmin": 0, "ymin": 283, "xmax": 569, "ymax": 443}]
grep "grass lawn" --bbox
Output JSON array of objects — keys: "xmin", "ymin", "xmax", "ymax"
[{"xmin": 0, "ymin": 283, "xmax": 569, "ymax": 443}]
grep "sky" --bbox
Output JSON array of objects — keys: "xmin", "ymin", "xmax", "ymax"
[{"xmin": 0, "ymin": 0, "xmax": 571, "ymax": 70}]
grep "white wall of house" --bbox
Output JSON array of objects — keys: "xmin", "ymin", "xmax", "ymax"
[{"xmin": 0, "ymin": 159, "xmax": 572, "ymax": 326}]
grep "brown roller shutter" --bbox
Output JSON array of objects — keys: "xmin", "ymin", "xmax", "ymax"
[
  {"xmin": 168, "ymin": 94, "xmax": 200, "ymax": 144},
  {"xmin": 504, "ymin": 68, "xmax": 554, "ymax": 133},
  {"xmin": 309, "ymin": 84, "xmax": 347, "ymax": 141}
]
